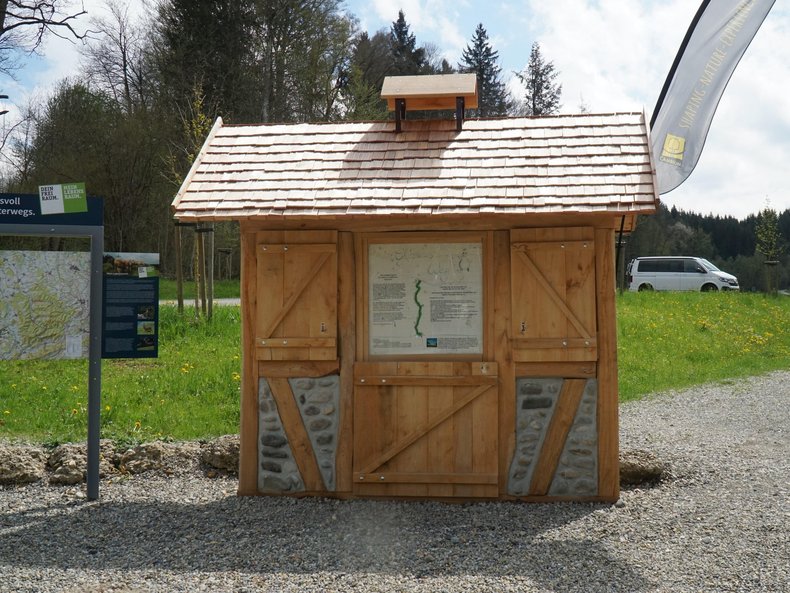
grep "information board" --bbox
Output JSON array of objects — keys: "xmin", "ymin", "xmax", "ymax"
[
  {"xmin": 0, "ymin": 250, "xmax": 91, "ymax": 360},
  {"xmin": 101, "ymin": 253, "xmax": 159, "ymax": 359},
  {"xmin": 368, "ymin": 242, "xmax": 483, "ymax": 356}
]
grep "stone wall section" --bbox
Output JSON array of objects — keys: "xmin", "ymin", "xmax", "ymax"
[
  {"xmin": 549, "ymin": 379, "xmax": 598, "ymax": 496},
  {"xmin": 507, "ymin": 378, "xmax": 562, "ymax": 496},
  {"xmin": 257, "ymin": 379, "xmax": 304, "ymax": 493},
  {"xmin": 508, "ymin": 378, "xmax": 599, "ymax": 497},
  {"xmin": 289, "ymin": 375, "xmax": 340, "ymax": 491}
]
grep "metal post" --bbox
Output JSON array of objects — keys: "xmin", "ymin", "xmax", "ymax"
[{"xmin": 86, "ymin": 225, "xmax": 104, "ymax": 500}]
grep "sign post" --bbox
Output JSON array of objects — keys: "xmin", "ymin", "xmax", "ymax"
[{"xmin": 0, "ymin": 192, "xmax": 104, "ymax": 500}]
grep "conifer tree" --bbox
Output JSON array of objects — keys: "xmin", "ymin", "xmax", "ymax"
[
  {"xmin": 515, "ymin": 42, "xmax": 562, "ymax": 116},
  {"xmin": 459, "ymin": 23, "xmax": 510, "ymax": 117},
  {"xmin": 389, "ymin": 10, "xmax": 425, "ymax": 75}
]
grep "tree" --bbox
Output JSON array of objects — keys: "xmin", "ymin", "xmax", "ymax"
[
  {"xmin": 755, "ymin": 206, "xmax": 782, "ymax": 262},
  {"xmin": 459, "ymin": 23, "xmax": 510, "ymax": 117},
  {"xmin": 515, "ymin": 42, "xmax": 562, "ymax": 116},
  {"xmin": 340, "ymin": 30, "xmax": 390, "ymax": 120},
  {"xmin": 755, "ymin": 205, "xmax": 783, "ymax": 294},
  {"xmin": 0, "ymin": 0, "xmax": 89, "ymax": 76},
  {"xmin": 79, "ymin": 0, "xmax": 153, "ymax": 114},
  {"xmin": 389, "ymin": 10, "xmax": 425, "ymax": 75},
  {"xmin": 151, "ymin": 0, "xmax": 258, "ymax": 122},
  {"xmin": 278, "ymin": 0, "xmax": 356, "ymax": 122}
]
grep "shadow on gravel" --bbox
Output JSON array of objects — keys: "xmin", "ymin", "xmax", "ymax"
[{"xmin": 0, "ymin": 495, "xmax": 653, "ymax": 592}]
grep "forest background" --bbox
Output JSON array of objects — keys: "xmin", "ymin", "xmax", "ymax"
[{"xmin": 1, "ymin": 1, "xmax": 787, "ymax": 290}]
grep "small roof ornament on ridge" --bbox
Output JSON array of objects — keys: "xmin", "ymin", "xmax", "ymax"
[{"xmin": 381, "ymin": 73, "xmax": 479, "ymax": 133}]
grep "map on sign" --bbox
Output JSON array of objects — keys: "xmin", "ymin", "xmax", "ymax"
[
  {"xmin": 0, "ymin": 251, "xmax": 91, "ymax": 360},
  {"xmin": 368, "ymin": 242, "xmax": 483, "ymax": 356}
]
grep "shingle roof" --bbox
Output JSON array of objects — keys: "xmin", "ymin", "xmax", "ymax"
[{"xmin": 171, "ymin": 113, "xmax": 658, "ymax": 223}]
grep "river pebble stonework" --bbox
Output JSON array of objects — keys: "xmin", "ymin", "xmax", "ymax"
[
  {"xmin": 288, "ymin": 375, "xmax": 340, "ymax": 491},
  {"xmin": 508, "ymin": 378, "xmax": 599, "ymax": 497},
  {"xmin": 257, "ymin": 379, "xmax": 304, "ymax": 493}
]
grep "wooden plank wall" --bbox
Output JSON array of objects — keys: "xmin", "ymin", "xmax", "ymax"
[{"xmin": 237, "ymin": 222, "xmax": 620, "ymax": 502}]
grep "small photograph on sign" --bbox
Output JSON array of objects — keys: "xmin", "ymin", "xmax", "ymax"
[
  {"xmin": 103, "ymin": 252, "xmax": 160, "ymax": 277},
  {"xmin": 137, "ymin": 305, "xmax": 155, "ymax": 320},
  {"xmin": 137, "ymin": 336, "xmax": 156, "ymax": 351},
  {"xmin": 137, "ymin": 321, "xmax": 155, "ymax": 336},
  {"xmin": 426, "ymin": 337, "xmax": 438, "ymax": 348}
]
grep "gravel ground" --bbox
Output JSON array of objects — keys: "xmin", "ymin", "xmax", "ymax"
[{"xmin": 1, "ymin": 372, "xmax": 788, "ymax": 593}]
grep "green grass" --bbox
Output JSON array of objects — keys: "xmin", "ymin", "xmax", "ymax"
[
  {"xmin": 2, "ymin": 292, "xmax": 789, "ymax": 443},
  {"xmin": 158, "ymin": 278, "xmax": 240, "ymax": 300},
  {"xmin": 0, "ymin": 306, "xmax": 241, "ymax": 444},
  {"xmin": 618, "ymin": 291, "xmax": 790, "ymax": 401}
]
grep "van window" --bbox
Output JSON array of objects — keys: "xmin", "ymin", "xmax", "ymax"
[
  {"xmin": 640, "ymin": 258, "xmax": 682, "ymax": 273},
  {"xmin": 683, "ymin": 259, "xmax": 705, "ymax": 273}
]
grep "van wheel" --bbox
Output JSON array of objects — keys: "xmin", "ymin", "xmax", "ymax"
[
  {"xmin": 638, "ymin": 283, "xmax": 654, "ymax": 292},
  {"xmin": 701, "ymin": 283, "xmax": 718, "ymax": 292}
]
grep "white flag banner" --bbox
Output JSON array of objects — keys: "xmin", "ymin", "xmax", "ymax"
[{"xmin": 651, "ymin": 0, "xmax": 776, "ymax": 195}]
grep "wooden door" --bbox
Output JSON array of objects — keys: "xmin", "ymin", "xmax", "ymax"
[
  {"xmin": 510, "ymin": 227, "xmax": 597, "ymax": 362},
  {"xmin": 353, "ymin": 362, "xmax": 498, "ymax": 498},
  {"xmin": 256, "ymin": 237, "xmax": 337, "ymax": 361}
]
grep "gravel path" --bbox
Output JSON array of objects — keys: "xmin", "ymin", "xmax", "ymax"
[{"xmin": 1, "ymin": 372, "xmax": 788, "ymax": 593}]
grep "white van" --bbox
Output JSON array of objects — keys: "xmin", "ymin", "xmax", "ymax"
[{"xmin": 627, "ymin": 256, "xmax": 739, "ymax": 292}]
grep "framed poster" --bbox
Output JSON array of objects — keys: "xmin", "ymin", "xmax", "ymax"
[{"xmin": 368, "ymin": 239, "xmax": 483, "ymax": 356}]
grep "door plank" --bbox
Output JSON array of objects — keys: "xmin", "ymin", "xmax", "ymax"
[{"xmin": 358, "ymin": 383, "xmax": 493, "ymax": 475}]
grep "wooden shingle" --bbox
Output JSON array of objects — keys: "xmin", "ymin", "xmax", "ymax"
[{"xmin": 172, "ymin": 113, "xmax": 658, "ymax": 223}]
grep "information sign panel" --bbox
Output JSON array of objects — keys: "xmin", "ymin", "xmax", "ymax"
[
  {"xmin": 101, "ymin": 253, "xmax": 160, "ymax": 359},
  {"xmin": 368, "ymin": 242, "xmax": 483, "ymax": 356}
]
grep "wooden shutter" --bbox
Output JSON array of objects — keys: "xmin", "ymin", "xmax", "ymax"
[
  {"xmin": 510, "ymin": 227, "xmax": 597, "ymax": 362},
  {"xmin": 256, "ymin": 237, "xmax": 337, "ymax": 361}
]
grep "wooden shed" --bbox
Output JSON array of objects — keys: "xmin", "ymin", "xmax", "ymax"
[{"xmin": 172, "ymin": 78, "xmax": 658, "ymax": 501}]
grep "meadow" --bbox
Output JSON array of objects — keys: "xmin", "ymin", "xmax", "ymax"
[{"xmin": 1, "ymin": 292, "xmax": 789, "ymax": 443}]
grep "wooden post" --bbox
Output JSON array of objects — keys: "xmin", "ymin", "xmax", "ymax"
[
  {"xmin": 493, "ymin": 230, "xmax": 516, "ymax": 495},
  {"xmin": 193, "ymin": 229, "xmax": 200, "ymax": 316},
  {"xmin": 336, "ymin": 231, "xmax": 355, "ymax": 492},
  {"xmin": 174, "ymin": 224, "xmax": 184, "ymax": 314},
  {"xmin": 196, "ymin": 226, "xmax": 208, "ymax": 316},
  {"xmin": 238, "ymin": 225, "xmax": 259, "ymax": 494},
  {"xmin": 207, "ymin": 224, "xmax": 214, "ymax": 320},
  {"xmin": 595, "ymin": 226, "xmax": 619, "ymax": 501}
]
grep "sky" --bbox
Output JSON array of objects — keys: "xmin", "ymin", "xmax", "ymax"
[{"xmin": 2, "ymin": 0, "xmax": 788, "ymax": 220}]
